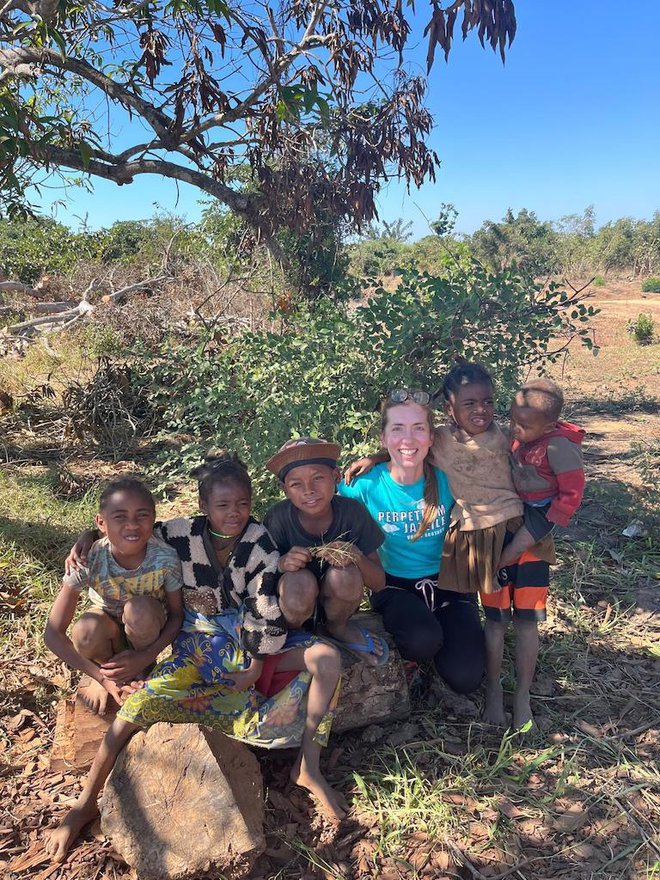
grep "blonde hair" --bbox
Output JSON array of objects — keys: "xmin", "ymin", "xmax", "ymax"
[{"xmin": 380, "ymin": 397, "xmax": 438, "ymax": 541}]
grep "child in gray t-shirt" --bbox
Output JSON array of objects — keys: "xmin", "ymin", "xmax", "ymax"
[{"xmin": 45, "ymin": 477, "xmax": 183, "ymax": 716}]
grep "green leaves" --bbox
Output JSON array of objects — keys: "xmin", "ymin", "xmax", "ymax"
[
  {"xmin": 47, "ymin": 27, "xmax": 68, "ymax": 58},
  {"xmin": 275, "ymin": 84, "xmax": 332, "ymax": 124},
  {"xmin": 137, "ymin": 258, "xmax": 599, "ymax": 505},
  {"xmin": 78, "ymin": 139, "xmax": 94, "ymax": 169},
  {"xmin": 0, "ymin": 215, "xmax": 103, "ymax": 281},
  {"xmin": 165, "ymin": 0, "xmax": 231, "ymax": 21}
]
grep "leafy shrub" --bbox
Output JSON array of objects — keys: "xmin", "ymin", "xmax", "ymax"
[
  {"xmin": 0, "ymin": 217, "xmax": 96, "ymax": 283},
  {"xmin": 142, "ymin": 302, "xmax": 370, "ymax": 508},
  {"xmin": 627, "ymin": 313, "xmax": 656, "ymax": 346},
  {"xmin": 641, "ymin": 277, "xmax": 660, "ymax": 293},
  {"xmin": 93, "ymin": 216, "xmax": 206, "ymax": 269},
  {"xmin": 78, "ymin": 323, "xmax": 124, "ymax": 359},
  {"xmin": 356, "ymin": 264, "xmax": 598, "ymax": 396},
  {"xmin": 137, "ymin": 260, "xmax": 599, "ymax": 510},
  {"xmin": 96, "ymin": 221, "xmax": 154, "ymax": 264},
  {"xmin": 592, "ymin": 275, "xmax": 606, "ymax": 287},
  {"xmin": 347, "ymin": 237, "xmax": 413, "ymax": 279}
]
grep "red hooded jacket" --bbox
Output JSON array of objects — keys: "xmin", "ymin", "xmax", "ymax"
[{"xmin": 511, "ymin": 421, "xmax": 586, "ymax": 527}]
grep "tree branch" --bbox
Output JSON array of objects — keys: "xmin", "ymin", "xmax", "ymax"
[
  {"xmin": 183, "ymin": 0, "xmax": 331, "ymax": 142},
  {"xmin": 44, "ymin": 145, "xmax": 253, "ymax": 214},
  {"xmin": 0, "ymin": 280, "xmax": 45, "ymax": 298},
  {"xmin": 0, "ymin": 0, "xmax": 58, "ymax": 20},
  {"xmin": 0, "ymin": 46, "xmax": 175, "ymax": 143},
  {"xmin": 4, "ymin": 276, "xmax": 172, "ymax": 337}
]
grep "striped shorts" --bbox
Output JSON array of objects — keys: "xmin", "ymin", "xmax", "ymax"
[{"xmin": 479, "ymin": 545, "xmax": 549, "ymax": 623}]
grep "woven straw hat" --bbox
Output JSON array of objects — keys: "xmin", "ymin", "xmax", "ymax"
[{"xmin": 266, "ymin": 437, "xmax": 341, "ymax": 480}]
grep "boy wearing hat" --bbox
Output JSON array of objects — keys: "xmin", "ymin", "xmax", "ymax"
[{"xmin": 264, "ymin": 438, "xmax": 388, "ymax": 664}]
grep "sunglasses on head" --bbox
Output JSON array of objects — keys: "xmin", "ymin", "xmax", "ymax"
[{"xmin": 388, "ymin": 389, "xmax": 431, "ymax": 406}]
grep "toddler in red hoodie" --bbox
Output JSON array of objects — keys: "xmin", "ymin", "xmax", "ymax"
[{"xmin": 481, "ymin": 379, "xmax": 585, "ymax": 730}]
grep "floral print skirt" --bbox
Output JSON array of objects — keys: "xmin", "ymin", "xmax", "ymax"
[{"xmin": 117, "ymin": 608, "xmax": 338, "ymax": 749}]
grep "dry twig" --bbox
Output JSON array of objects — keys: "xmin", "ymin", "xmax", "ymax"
[{"xmin": 309, "ymin": 540, "xmax": 361, "ymax": 567}]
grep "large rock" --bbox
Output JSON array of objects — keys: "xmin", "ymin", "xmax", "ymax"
[
  {"xmin": 332, "ymin": 611, "xmax": 410, "ymax": 734},
  {"xmin": 100, "ymin": 723, "xmax": 265, "ymax": 879}
]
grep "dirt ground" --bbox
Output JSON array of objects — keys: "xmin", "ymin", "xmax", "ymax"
[{"xmin": 1, "ymin": 280, "xmax": 658, "ymax": 880}]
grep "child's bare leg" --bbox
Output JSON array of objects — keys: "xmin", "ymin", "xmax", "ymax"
[
  {"xmin": 277, "ymin": 643, "xmax": 346, "ymax": 820},
  {"xmin": 320, "ymin": 566, "xmax": 383, "ymax": 666},
  {"xmin": 122, "ymin": 595, "xmax": 165, "ymax": 652},
  {"xmin": 512, "ymin": 618, "xmax": 539, "ymax": 730},
  {"xmin": 498, "ymin": 526, "xmax": 536, "ymax": 570},
  {"xmin": 277, "ymin": 570, "xmax": 318, "ymax": 629},
  {"xmin": 483, "ymin": 619, "xmax": 508, "ymax": 727},
  {"xmin": 121, "ymin": 596, "xmax": 166, "ymax": 681},
  {"xmin": 293, "ymin": 643, "xmax": 346, "ymax": 820},
  {"xmin": 45, "ymin": 717, "xmax": 137, "ymax": 862},
  {"xmin": 72, "ymin": 610, "xmax": 123, "ymax": 715}
]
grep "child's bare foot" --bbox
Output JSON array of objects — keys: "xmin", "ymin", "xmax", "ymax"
[
  {"xmin": 290, "ymin": 758, "xmax": 348, "ymax": 822},
  {"xmin": 45, "ymin": 800, "xmax": 99, "ymax": 862},
  {"xmin": 78, "ymin": 675, "xmax": 115, "ymax": 716},
  {"xmin": 482, "ymin": 680, "xmax": 508, "ymax": 727},
  {"xmin": 325, "ymin": 621, "xmax": 385, "ymax": 667},
  {"xmin": 513, "ymin": 688, "xmax": 536, "ymax": 731}
]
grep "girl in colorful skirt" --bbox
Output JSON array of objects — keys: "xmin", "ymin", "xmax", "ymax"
[{"xmin": 46, "ymin": 453, "xmax": 344, "ymax": 863}]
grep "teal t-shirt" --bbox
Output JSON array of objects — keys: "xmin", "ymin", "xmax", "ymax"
[{"xmin": 338, "ymin": 462, "xmax": 454, "ymax": 579}]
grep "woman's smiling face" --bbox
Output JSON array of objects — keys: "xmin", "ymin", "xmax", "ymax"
[{"xmin": 381, "ymin": 402, "xmax": 434, "ymax": 474}]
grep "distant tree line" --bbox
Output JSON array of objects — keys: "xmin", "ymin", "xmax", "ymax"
[
  {"xmin": 349, "ymin": 206, "xmax": 660, "ymax": 282},
  {"xmin": 1, "ymin": 205, "xmax": 658, "ymax": 292}
]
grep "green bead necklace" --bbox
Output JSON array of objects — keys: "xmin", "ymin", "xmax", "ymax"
[{"xmin": 208, "ymin": 527, "xmax": 236, "ymax": 540}]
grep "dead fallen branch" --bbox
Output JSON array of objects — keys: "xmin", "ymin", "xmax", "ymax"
[
  {"xmin": 4, "ymin": 300, "xmax": 94, "ymax": 335},
  {"xmin": 1, "ymin": 275, "xmax": 173, "ymax": 344},
  {"xmin": 30, "ymin": 301, "xmax": 78, "ymax": 315},
  {"xmin": 0, "ymin": 280, "xmax": 46, "ymax": 299}
]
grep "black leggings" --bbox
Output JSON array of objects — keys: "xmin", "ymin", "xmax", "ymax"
[{"xmin": 371, "ymin": 580, "xmax": 485, "ymax": 694}]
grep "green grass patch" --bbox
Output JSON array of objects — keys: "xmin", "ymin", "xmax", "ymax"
[
  {"xmin": 0, "ymin": 468, "xmax": 98, "ymax": 657},
  {"xmin": 628, "ymin": 312, "xmax": 657, "ymax": 345}
]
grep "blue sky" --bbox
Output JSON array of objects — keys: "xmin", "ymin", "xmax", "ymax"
[{"xmin": 39, "ymin": 1, "xmax": 659, "ymax": 238}]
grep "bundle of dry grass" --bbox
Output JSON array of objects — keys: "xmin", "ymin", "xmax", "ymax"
[{"xmin": 310, "ymin": 540, "xmax": 361, "ymax": 567}]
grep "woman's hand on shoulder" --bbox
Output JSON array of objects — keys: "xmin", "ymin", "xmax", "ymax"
[
  {"xmin": 278, "ymin": 546, "xmax": 312, "ymax": 573},
  {"xmin": 344, "ymin": 457, "xmax": 375, "ymax": 484}
]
